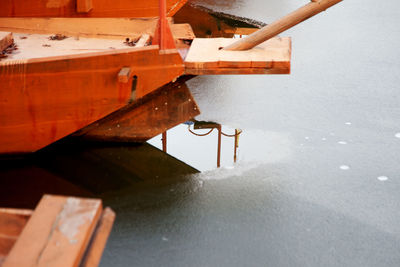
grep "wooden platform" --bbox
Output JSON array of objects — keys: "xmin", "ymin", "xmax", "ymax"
[
  {"xmin": 0, "ymin": 195, "xmax": 115, "ymax": 267},
  {"xmin": 184, "ymin": 37, "xmax": 291, "ymax": 75}
]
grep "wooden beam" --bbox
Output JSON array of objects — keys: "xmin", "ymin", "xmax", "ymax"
[
  {"xmin": 80, "ymin": 208, "xmax": 116, "ymax": 267},
  {"xmin": 0, "ymin": 18, "xmax": 194, "ymax": 41},
  {"xmin": 3, "ymin": 195, "xmax": 102, "ymax": 267},
  {"xmin": 0, "ymin": 32, "xmax": 13, "ymax": 51},
  {"xmin": 224, "ymin": 0, "xmax": 343, "ymax": 51},
  {"xmin": 77, "ymin": 0, "xmax": 93, "ymax": 13}
]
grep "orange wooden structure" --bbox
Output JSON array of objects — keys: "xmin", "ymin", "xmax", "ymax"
[
  {"xmin": 0, "ymin": 195, "xmax": 115, "ymax": 267},
  {"xmin": 0, "ymin": 0, "xmax": 187, "ymax": 18}
]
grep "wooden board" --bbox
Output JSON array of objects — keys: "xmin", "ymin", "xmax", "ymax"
[
  {"xmin": 76, "ymin": 77, "xmax": 200, "ymax": 142},
  {"xmin": 80, "ymin": 208, "xmax": 116, "ymax": 267},
  {"xmin": 0, "ymin": 32, "xmax": 13, "ymax": 51},
  {"xmin": 0, "ymin": 44, "xmax": 184, "ymax": 154},
  {"xmin": 0, "ymin": 18, "xmax": 195, "ymax": 41},
  {"xmin": 0, "ymin": 0, "xmax": 187, "ymax": 18},
  {"xmin": 0, "ymin": 209, "xmax": 32, "ymax": 265},
  {"xmin": 184, "ymin": 37, "xmax": 291, "ymax": 75},
  {"xmin": 3, "ymin": 195, "xmax": 102, "ymax": 267}
]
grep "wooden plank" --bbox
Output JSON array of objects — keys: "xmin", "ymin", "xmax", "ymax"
[
  {"xmin": 0, "ymin": 209, "xmax": 32, "ymax": 262},
  {"xmin": 118, "ymin": 67, "xmax": 131, "ymax": 83},
  {"xmin": 77, "ymin": 0, "xmax": 93, "ymax": 13},
  {"xmin": 0, "ymin": 44, "xmax": 184, "ymax": 154},
  {"xmin": 0, "ymin": 32, "xmax": 13, "ymax": 51},
  {"xmin": 80, "ymin": 208, "xmax": 116, "ymax": 267},
  {"xmin": 0, "ymin": 0, "xmax": 187, "ymax": 18},
  {"xmin": 0, "ymin": 18, "xmax": 193, "ymax": 41},
  {"xmin": 136, "ymin": 34, "xmax": 151, "ymax": 47},
  {"xmin": 184, "ymin": 37, "xmax": 291, "ymax": 75},
  {"xmin": 76, "ymin": 77, "xmax": 200, "ymax": 142},
  {"xmin": 3, "ymin": 195, "xmax": 102, "ymax": 267}
]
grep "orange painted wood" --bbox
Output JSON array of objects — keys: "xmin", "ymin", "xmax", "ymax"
[
  {"xmin": 3, "ymin": 195, "xmax": 102, "ymax": 267},
  {"xmin": 184, "ymin": 37, "xmax": 291, "ymax": 75},
  {"xmin": 0, "ymin": 18, "xmax": 194, "ymax": 41},
  {"xmin": 77, "ymin": 0, "xmax": 93, "ymax": 13},
  {"xmin": 0, "ymin": 46, "xmax": 184, "ymax": 154},
  {"xmin": 0, "ymin": 209, "xmax": 32, "ymax": 264},
  {"xmin": 0, "ymin": 32, "xmax": 13, "ymax": 51},
  {"xmin": 0, "ymin": 0, "xmax": 188, "ymax": 18},
  {"xmin": 76, "ymin": 77, "xmax": 200, "ymax": 142},
  {"xmin": 80, "ymin": 207, "xmax": 116, "ymax": 267}
]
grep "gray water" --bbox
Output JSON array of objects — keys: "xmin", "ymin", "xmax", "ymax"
[{"xmin": 100, "ymin": 0, "xmax": 400, "ymax": 266}]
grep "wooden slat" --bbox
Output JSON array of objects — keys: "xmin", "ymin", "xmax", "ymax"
[
  {"xmin": 136, "ymin": 34, "xmax": 151, "ymax": 47},
  {"xmin": 0, "ymin": 32, "xmax": 13, "ymax": 51},
  {"xmin": 0, "ymin": 18, "xmax": 193, "ymax": 41},
  {"xmin": 80, "ymin": 208, "xmax": 116, "ymax": 267},
  {"xmin": 3, "ymin": 195, "xmax": 102, "ymax": 267},
  {"xmin": 184, "ymin": 37, "xmax": 291, "ymax": 75},
  {"xmin": 77, "ymin": 0, "xmax": 93, "ymax": 13}
]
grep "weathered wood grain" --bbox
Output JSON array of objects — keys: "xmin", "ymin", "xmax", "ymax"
[
  {"xmin": 3, "ymin": 195, "xmax": 102, "ymax": 267},
  {"xmin": 0, "ymin": 32, "xmax": 13, "ymax": 51}
]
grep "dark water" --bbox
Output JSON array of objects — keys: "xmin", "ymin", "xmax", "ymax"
[{"xmin": 1, "ymin": 0, "xmax": 400, "ymax": 266}]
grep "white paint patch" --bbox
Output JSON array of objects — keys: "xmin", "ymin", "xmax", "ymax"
[
  {"xmin": 377, "ymin": 176, "xmax": 389, "ymax": 181},
  {"xmin": 58, "ymin": 198, "xmax": 101, "ymax": 242},
  {"xmin": 338, "ymin": 141, "xmax": 347, "ymax": 145},
  {"xmin": 395, "ymin": 133, "xmax": 400, "ymax": 139},
  {"xmin": 339, "ymin": 165, "xmax": 350, "ymax": 170}
]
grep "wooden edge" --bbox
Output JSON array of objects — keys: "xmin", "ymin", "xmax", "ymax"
[
  {"xmin": 185, "ymin": 67, "xmax": 290, "ymax": 75},
  {"xmin": 80, "ymin": 207, "xmax": 116, "ymax": 267},
  {"xmin": 0, "ymin": 208, "xmax": 33, "ymax": 216},
  {"xmin": 0, "ymin": 32, "xmax": 13, "ymax": 51},
  {"xmin": 0, "ymin": 45, "xmax": 159, "ymax": 67}
]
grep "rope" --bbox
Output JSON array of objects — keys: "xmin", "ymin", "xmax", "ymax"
[{"xmin": 187, "ymin": 125, "xmax": 215, "ymax": 136}]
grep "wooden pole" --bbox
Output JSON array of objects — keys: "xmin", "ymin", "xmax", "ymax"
[
  {"xmin": 223, "ymin": 0, "xmax": 343, "ymax": 51},
  {"xmin": 217, "ymin": 125, "xmax": 221, "ymax": 168},
  {"xmin": 162, "ymin": 131, "xmax": 167, "ymax": 152}
]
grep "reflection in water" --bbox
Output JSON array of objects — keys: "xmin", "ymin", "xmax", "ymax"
[{"xmin": 148, "ymin": 122, "xmax": 293, "ymax": 172}]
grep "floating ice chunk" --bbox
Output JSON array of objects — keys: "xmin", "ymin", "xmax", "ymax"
[
  {"xmin": 377, "ymin": 176, "xmax": 388, "ymax": 181},
  {"xmin": 305, "ymin": 137, "xmax": 310, "ymax": 140},
  {"xmin": 339, "ymin": 165, "xmax": 350, "ymax": 170},
  {"xmin": 330, "ymin": 132, "xmax": 335, "ymax": 136},
  {"xmin": 395, "ymin": 133, "xmax": 400, "ymax": 139},
  {"xmin": 345, "ymin": 122, "xmax": 352, "ymax": 125},
  {"xmin": 322, "ymin": 138, "xmax": 327, "ymax": 141},
  {"xmin": 162, "ymin": 237, "xmax": 169, "ymax": 241},
  {"xmin": 224, "ymin": 166, "xmax": 234, "ymax": 170},
  {"xmin": 338, "ymin": 141, "xmax": 347, "ymax": 145}
]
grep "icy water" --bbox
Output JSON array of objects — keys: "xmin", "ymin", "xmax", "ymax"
[
  {"xmin": 98, "ymin": 0, "xmax": 400, "ymax": 266},
  {"xmin": 1, "ymin": 0, "xmax": 400, "ymax": 266}
]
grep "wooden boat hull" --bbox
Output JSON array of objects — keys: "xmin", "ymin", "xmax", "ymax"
[
  {"xmin": 0, "ymin": 45, "xmax": 184, "ymax": 154},
  {"xmin": 1, "ymin": 0, "xmax": 188, "ymax": 18}
]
